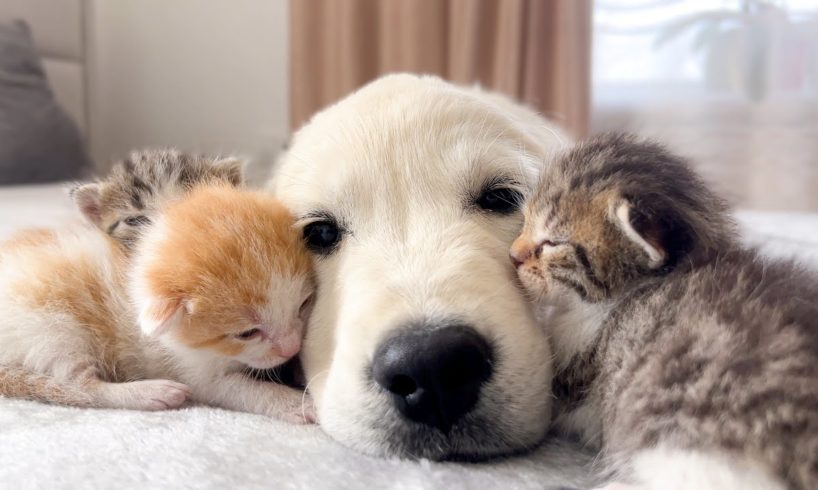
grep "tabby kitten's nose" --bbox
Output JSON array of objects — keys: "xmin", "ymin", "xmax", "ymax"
[{"xmin": 510, "ymin": 236, "xmax": 534, "ymax": 268}]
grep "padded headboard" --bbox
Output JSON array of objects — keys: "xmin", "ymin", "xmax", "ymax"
[{"xmin": 0, "ymin": 0, "xmax": 88, "ymax": 137}]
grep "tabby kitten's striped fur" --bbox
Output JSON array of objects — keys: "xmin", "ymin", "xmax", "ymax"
[
  {"xmin": 513, "ymin": 133, "xmax": 818, "ymax": 490},
  {"xmin": 71, "ymin": 149, "xmax": 242, "ymax": 248}
]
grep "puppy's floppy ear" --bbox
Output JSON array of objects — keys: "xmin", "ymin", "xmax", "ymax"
[
  {"xmin": 611, "ymin": 196, "xmax": 694, "ymax": 270},
  {"xmin": 211, "ymin": 157, "xmax": 244, "ymax": 186},
  {"xmin": 71, "ymin": 183, "xmax": 104, "ymax": 226},
  {"xmin": 139, "ymin": 297, "xmax": 195, "ymax": 337}
]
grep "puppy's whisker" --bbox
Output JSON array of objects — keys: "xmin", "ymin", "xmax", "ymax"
[{"xmin": 301, "ymin": 368, "xmax": 329, "ymax": 422}]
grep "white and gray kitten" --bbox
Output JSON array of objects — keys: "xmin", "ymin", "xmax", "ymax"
[
  {"xmin": 71, "ymin": 149, "xmax": 242, "ymax": 248},
  {"xmin": 514, "ymin": 133, "xmax": 818, "ymax": 490}
]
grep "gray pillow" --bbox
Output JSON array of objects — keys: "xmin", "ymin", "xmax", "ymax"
[{"xmin": 0, "ymin": 20, "xmax": 89, "ymax": 184}]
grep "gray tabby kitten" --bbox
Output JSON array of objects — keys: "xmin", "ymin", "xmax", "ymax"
[
  {"xmin": 71, "ymin": 149, "xmax": 242, "ymax": 248},
  {"xmin": 512, "ymin": 133, "xmax": 818, "ymax": 490}
]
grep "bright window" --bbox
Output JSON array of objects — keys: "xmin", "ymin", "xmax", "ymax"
[{"xmin": 592, "ymin": 0, "xmax": 818, "ymax": 211}]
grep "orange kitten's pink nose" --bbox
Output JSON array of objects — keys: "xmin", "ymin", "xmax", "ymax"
[
  {"xmin": 510, "ymin": 236, "xmax": 535, "ymax": 268},
  {"xmin": 275, "ymin": 330, "xmax": 302, "ymax": 359}
]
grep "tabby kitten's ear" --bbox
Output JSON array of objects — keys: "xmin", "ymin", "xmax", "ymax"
[
  {"xmin": 613, "ymin": 201, "xmax": 666, "ymax": 268},
  {"xmin": 211, "ymin": 157, "xmax": 244, "ymax": 186},
  {"xmin": 71, "ymin": 183, "xmax": 104, "ymax": 226},
  {"xmin": 611, "ymin": 197, "xmax": 695, "ymax": 270},
  {"xmin": 139, "ymin": 297, "xmax": 195, "ymax": 337}
]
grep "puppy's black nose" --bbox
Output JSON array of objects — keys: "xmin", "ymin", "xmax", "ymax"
[{"xmin": 372, "ymin": 324, "xmax": 493, "ymax": 432}]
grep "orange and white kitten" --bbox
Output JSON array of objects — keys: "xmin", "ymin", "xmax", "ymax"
[{"xmin": 0, "ymin": 185, "xmax": 315, "ymax": 422}]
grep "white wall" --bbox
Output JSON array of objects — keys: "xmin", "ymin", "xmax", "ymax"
[{"xmin": 86, "ymin": 0, "xmax": 289, "ymax": 183}]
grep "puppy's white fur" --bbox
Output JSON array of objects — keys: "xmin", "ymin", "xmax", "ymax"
[{"xmin": 272, "ymin": 74, "xmax": 568, "ymax": 458}]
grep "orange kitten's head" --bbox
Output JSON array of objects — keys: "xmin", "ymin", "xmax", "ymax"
[{"xmin": 131, "ymin": 184, "xmax": 314, "ymax": 369}]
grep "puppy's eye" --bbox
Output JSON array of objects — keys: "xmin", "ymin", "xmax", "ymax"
[
  {"xmin": 124, "ymin": 215, "xmax": 151, "ymax": 227},
  {"xmin": 303, "ymin": 220, "xmax": 341, "ymax": 254},
  {"xmin": 476, "ymin": 187, "xmax": 523, "ymax": 214},
  {"xmin": 235, "ymin": 328, "xmax": 261, "ymax": 340}
]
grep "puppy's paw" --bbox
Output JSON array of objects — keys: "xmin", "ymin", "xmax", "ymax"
[{"xmin": 128, "ymin": 379, "xmax": 192, "ymax": 411}]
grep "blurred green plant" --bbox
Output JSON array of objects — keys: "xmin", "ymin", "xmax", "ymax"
[{"xmin": 655, "ymin": 0, "xmax": 817, "ymax": 101}]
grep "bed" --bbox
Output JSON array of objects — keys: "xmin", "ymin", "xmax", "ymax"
[{"xmin": 3, "ymin": 3, "xmax": 818, "ymax": 489}]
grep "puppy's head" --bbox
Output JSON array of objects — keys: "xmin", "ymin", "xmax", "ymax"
[{"xmin": 273, "ymin": 74, "xmax": 567, "ymax": 459}]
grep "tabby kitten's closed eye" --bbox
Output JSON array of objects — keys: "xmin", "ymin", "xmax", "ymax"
[
  {"xmin": 514, "ymin": 133, "xmax": 818, "ymax": 490},
  {"xmin": 71, "ymin": 149, "xmax": 243, "ymax": 248}
]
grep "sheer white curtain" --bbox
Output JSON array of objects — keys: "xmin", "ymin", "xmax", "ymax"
[{"xmin": 592, "ymin": 0, "xmax": 818, "ymax": 211}]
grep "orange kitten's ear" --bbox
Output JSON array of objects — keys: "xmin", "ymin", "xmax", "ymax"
[
  {"xmin": 139, "ymin": 297, "xmax": 192, "ymax": 337},
  {"xmin": 71, "ymin": 183, "xmax": 103, "ymax": 226},
  {"xmin": 211, "ymin": 157, "xmax": 244, "ymax": 186},
  {"xmin": 612, "ymin": 201, "xmax": 666, "ymax": 269}
]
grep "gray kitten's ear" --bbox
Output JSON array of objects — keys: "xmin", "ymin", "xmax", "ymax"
[
  {"xmin": 612, "ymin": 200, "xmax": 666, "ymax": 269},
  {"xmin": 71, "ymin": 183, "xmax": 104, "ymax": 226},
  {"xmin": 211, "ymin": 157, "xmax": 244, "ymax": 186}
]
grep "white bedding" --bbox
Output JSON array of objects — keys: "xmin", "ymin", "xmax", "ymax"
[{"xmin": 1, "ymin": 183, "xmax": 817, "ymax": 490}]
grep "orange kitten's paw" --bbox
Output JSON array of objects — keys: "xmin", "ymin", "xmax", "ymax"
[
  {"xmin": 280, "ymin": 405, "xmax": 316, "ymax": 425},
  {"xmin": 130, "ymin": 379, "xmax": 192, "ymax": 411},
  {"xmin": 593, "ymin": 483, "xmax": 639, "ymax": 490},
  {"xmin": 298, "ymin": 398, "xmax": 318, "ymax": 424},
  {"xmin": 274, "ymin": 393, "xmax": 317, "ymax": 424}
]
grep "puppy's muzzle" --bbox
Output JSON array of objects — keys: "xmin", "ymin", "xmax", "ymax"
[{"xmin": 372, "ymin": 324, "xmax": 493, "ymax": 433}]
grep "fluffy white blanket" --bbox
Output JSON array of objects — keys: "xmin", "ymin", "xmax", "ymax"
[{"xmin": 1, "ymin": 184, "xmax": 816, "ymax": 489}]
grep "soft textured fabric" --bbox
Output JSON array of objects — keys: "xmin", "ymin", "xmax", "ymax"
[
  {"xmin": 1, "ymin": 184, "xmax": 817, "ymax": 489},
  {"xmin": 289, "ymin": 0, "xmax": 592, "ymax": 137},
  {"xmin": 0, "ymin": 400, "xmax": 598, "ymax": 490},
  {"xmin": 0, "ymin": 20, "xmax": 89, "ymax": 184}
]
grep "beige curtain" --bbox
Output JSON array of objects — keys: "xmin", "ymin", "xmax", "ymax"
[{"xmin": 290, "ymin": 0, "xmax": 592, "ymax": 137}]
